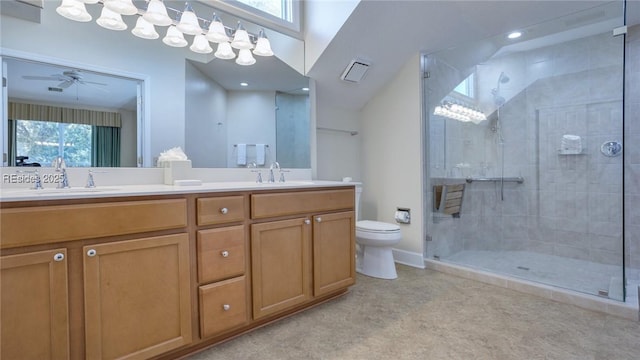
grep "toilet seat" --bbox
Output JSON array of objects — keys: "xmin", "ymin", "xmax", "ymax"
[
  {"xmin": 356, "ymin": 220, "xmax": 400, "ymax": 232},
  {"xmin": 356, "ymin": 220, "xmax": 401, "ymax": 243}
]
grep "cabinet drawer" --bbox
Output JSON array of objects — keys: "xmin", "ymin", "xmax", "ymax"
[
  {"xmin": 251, "ymin": 188, "xmax": 354, "ymax": 219},
  {"xmin": 199, "ymin": 276, "xmax": 249, "ymax": 338},
  {"xmin": 197, "ymin": 226, "xmax": 246, "ymax": 283},
  {"xmin": 1, "ymin": 199, "xmax": 187, "ymax": 249},
  {"xmin": 197, "ymin": 196, "xmax": 246, "ymax": 226}
]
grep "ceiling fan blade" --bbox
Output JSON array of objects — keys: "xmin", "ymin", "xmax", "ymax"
[
  {"xmin": 58, "ymin": 80, "xmax": 74, "ymax": 89},
  {"xmin": 23, "ymin": 75, "xmax": 59, "ymax": 81},
  {"xmin": 80, "ymin": 80, "xmax": 108, "ymax": 86},
  {"xmin": 80, "ymin": 81, "xmax": 110, "ymax": 92}
]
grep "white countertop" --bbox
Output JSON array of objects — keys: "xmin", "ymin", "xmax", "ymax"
[{"xmin": 0, "ymin": 180, "xmax": 357, "ymax": 202}]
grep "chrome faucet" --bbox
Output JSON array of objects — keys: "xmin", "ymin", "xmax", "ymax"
[
  {"xmin": 17, "ymin": 169, "xmax": 43, "ymax": 190},
  {"xmin": 247, "ymin": 161, "xmax": 262, "ymax": 183},
  {"xmin": 268, "ymin": 161, "xmax": 280, "ymax": 183},
  {"xmin": 52, "ymin": 156, "xmax": 70, "ymax": 188},
  {"xmin": 86, "ymin": 169, "xmax": 96, "ymax": 188}
]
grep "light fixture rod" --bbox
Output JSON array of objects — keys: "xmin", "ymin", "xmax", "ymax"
[{"xmin": 93, "ymin": 1, "xmax": 259, "ymax": 42}]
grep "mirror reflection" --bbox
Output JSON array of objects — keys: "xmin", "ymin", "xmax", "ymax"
[{"xmin": 2, "ymin": 1, "xmax": 310, "ymax": 168}]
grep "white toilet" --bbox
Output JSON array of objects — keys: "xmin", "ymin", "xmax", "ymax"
[{"xmin": 355, "ymin": 185, "xmax": 402, "ymax": 279}]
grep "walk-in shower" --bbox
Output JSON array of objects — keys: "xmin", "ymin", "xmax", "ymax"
[{"xmin": 424, "ymin": 1, "xmax": 637, "ymax": 307}]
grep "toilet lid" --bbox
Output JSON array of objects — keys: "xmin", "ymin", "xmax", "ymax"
[{"xmin": 356, "ymin": 220, "xmax": 400, "ymax": 232}]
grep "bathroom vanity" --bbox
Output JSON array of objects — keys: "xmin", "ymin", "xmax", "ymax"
[{"xmin": 0, "ymin": 182, "xmax": 356, "ymax": 360}]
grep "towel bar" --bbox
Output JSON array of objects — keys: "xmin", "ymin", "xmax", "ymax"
[{"xmin": 465, "ymin": 177, "xmax": 524, "ymax": 184}]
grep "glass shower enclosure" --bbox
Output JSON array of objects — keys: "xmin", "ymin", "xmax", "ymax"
[{"xmin": 424, "ymin": 1, "xmax": 633, "ymax": 303}]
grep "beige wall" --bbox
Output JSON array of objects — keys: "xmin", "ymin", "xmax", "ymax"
[
  {"xmin": 359, "ymin": 53, "xmax": 424, "ymax": 256},
  {"xmin": 315, "ymin": 103, "xmax": 361, "ymax": 182}
]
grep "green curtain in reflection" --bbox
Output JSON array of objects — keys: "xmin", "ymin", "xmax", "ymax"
[
  {"xmin": 92, "ymin": 126, "xmax": 121, "ymax": 167},
  {"xmin": 7, "ymin": 119, "xmax": 16, "ymax": 166}
]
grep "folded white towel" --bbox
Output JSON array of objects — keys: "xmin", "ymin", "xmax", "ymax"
[
  {"xmin": 236, "ymin": 144, "xmax": 247, "ymax": 166},
  {"xmin": 256, "ymin": 144, "xmax": 266, "ymax": 166}
]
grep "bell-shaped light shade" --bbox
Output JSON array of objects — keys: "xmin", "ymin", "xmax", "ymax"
[
  {"xmin": 103, "ymin": 0, "xmax": 138, "ymax": 16},
  {"xmin": 176, "ymin": 3, "xmax": 201, "ymax": 35},
  {"xmin": 80, "ymin": 0, "xmax": 99, "ymax": 3},
  {"xmin": 143, "ymin": 0, "xmax": 172, "ymax": 26},
  {"xmin": 163, "ymin": 26, "xmax": 188, "ymax": 47},
  {"xmin": 236, "ymin": 48, "xmax": 256, "ymax": 66},
  {"xmin": 190, "ymin": 34, "xmax": 213, "ymax": 54},
  {"xmin": 56, "ymin": 0, "xmax": 92, "ymax": 22},
  {"xmin": 231, "ymin": 23, "xmax": 253, "ymax": 50},
  {"xmin": 214, "ymin": 42, "xmax": 236, "ymax": 60},
  {"xmin": 132, "ymin": 16, "xmax": 159, "ymax": 39},
  {"xmin": 253, "ymin": 30, "xmax": 273, "ymax": 56},
  {"xmin": 97, "ymin": 7, "xmax": 127, "ymax": 31},
  {"xmin": 205, "ymin": 14, "xmax": 229, "ymax": 43}
]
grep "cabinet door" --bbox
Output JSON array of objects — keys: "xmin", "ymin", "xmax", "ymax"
[
  {"xmin": 83, "ymin": 234, "xmax": 192, "ymax": 360},
  {"xmin": 1, "ymin": 249, "xmax": 69, "ymax": 360},
  {"xmin": 251, "ymin": 218, "xmax": 312, "ymax": 319},
  {"xmin": 313, "ymin": 211, "xmax": 356, "ymax": 297}
]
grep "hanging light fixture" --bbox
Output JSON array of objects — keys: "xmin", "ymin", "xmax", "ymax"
[
  {"xmin": 55, "ymin": 0, "xmax": 274, "ymax": 65},
  {"xmin": 56, "ymin": 0, "xmax": 92, "ymax": 22},
  {"xmin": 205, "ymin": 13, "xmax": 229, "ymax": 43},
  {"xmin": 190, "ymin": 34, "xmax": 213, "ymax": 54},
  {"xmin": 163, "ymin": 25, "xmax": 188, "ymax": 47},
  {"xmin": 231, "ymin": 22, "xmax": 253, "ymax": 49},
  {"xmin": 132, "ymin": 16, "xmax": 159, "ymax": 39},
  {"xmin": 253, "ymin": 29, "xmax": 273, "ymax": 56},
  {"xmin": 434, "ymin": 101, "xmax": 487, "ymax": 124},
  {"xmin": 176, "ymin": 3, "xmax": 201, "ymax": 35},
  {"xmin": 214, "ymin": 42, "xmax": 236, "ymax": 59},
  {"xmin": 143, "ymin": 0, "xmax": 172, "ymax": 26},
  {"xmin": 96, "ymin": 7, "xmax": 127, "ymax": 31},
  {"xmin": 236, "ymin": 48, "xmax": 256, "ymax": 66},
  {"xmin": 103, "ymin": 0, "xmax": 138, "ymax": 16}
]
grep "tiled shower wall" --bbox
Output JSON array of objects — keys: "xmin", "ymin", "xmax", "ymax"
[{"xmin": 428, "ymin": 27, "xmax": 638, "ymax": 271}]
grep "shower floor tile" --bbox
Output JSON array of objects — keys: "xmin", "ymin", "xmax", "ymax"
[{"xmin": 443, "ymin": 250, "xmax": 638, "ymax": 305}]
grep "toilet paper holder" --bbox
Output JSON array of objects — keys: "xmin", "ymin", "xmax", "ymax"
[{"xmin": 395, "ymin": 208, "xmax": 411, "ymax": 224}]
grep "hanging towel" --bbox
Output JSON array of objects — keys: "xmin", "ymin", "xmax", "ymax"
[
  {"xmin": 256, "ymin": 144, "xmax": 266, "ymax": 166},
  {"xmin": 236, "ymin": 144, "xmax": 247, "ymax": 166}
]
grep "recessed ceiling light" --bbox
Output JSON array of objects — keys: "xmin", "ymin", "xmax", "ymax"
[
  {"xmin": 302, "ymin": 87, "xmax": 309, "ymax": 91},
  {"xmin": 507, "ymin": 31, "xmax": 522, "ymax": 39},
  {"xmin": 240, "ymin": 82, "xmax": 248, "ymax": 87}
]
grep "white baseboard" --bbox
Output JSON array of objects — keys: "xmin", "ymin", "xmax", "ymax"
[{"xmin": 392, "ymin": 248, "xmax": 425, "ymax": 269}]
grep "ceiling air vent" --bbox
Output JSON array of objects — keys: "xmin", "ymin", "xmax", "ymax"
[
  {"xmin": 48, "ymin": 87, "xmax": 63, "ymax": 92},
  {"xmin": 340, "ymin": 59, "xmax": 370, "ymax": 83}
]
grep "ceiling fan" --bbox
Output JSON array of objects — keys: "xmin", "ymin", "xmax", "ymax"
[{"xmin": 22, "ymin": 69, "xmax": 108, "ymax": 91}]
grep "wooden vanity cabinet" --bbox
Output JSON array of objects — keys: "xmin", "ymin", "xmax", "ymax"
[
  {"xmin": 250, "ymin": 188, "xmax": 355, "ymax": 320},
  {"xmin": 196, "ymin": 195, "xmax": 251, "ymax": 339},
  {"xmin": 312, "ymin": 211, "xmax": 356, "ymax": 297},
  {"xmin": 250, "ymin": 217, "xmax": 313, "ymax": 319},
  {"xmin": 83, "ymin": 234, "xmax": 192, "ymax": 360},
  {"xmin": 0, "ymin": 186, "xmax": 355, "ymax": 360},
  {"xmin": 0, "ymin": 198, "xmax": 191, "ymax": 360},
  {"xmin": 1, "ymin": 249, "xmax": 70, "ymax": 360}
]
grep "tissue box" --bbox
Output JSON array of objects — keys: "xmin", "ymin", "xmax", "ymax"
[{"xmin": 158, "ymin": 160, "xmax": 192, "ymax": 185}]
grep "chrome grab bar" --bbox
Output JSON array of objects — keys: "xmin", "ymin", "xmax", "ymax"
[{"xmin": 465, "ymin": 177, "xmax": 524, "ymax": 184}]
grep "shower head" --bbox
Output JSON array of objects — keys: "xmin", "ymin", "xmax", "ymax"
[{"xmin": 498, "ymin": 72, "xmax": 510, "ymax": 84}]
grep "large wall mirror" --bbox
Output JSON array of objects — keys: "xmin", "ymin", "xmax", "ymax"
[{"xmin": 1, "ymin": 0, "xmax": 309, "ymax": 169}]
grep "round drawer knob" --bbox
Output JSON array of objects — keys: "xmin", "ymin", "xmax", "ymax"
[
  {"xmin": 221, "ymin": 250, "xmax": 229, "ymax": 258},
  {"xmin": 304, "ymin": 219, "xmax": 311, "ymax": 225},
  {"xmin": 53, "ymin": 253, "xmax": 65, "ymax": 262},
  {"xmin": 222, "ymin": 304, "xmax": 230, "ymax": 311},
  {"xmin": 220, "ymin": 207, "xmax": 229, "ymax": 214},
  {"xmin": 316, "ymin": 217, "xmax": 322, "ymax": 223},
  {"xmin": 87, "ymin": 249, "xmax": 97, "ymax": 257}
]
